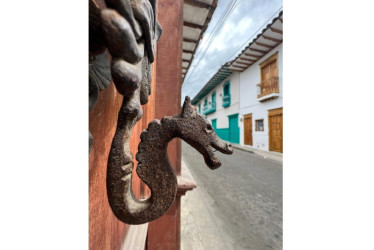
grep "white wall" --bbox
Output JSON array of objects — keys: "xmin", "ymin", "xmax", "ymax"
[
  {"xmin": 239, "ymin": 43, "xmax": 283, "ymax": 151},
  {"xmin": 196, "ymin": 72, "xmax": 240, "ymax": 128}
]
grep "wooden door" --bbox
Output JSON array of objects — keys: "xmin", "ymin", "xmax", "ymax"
[
  {"xmin": 243, "ymin": 114, "xmax": 252, "ymax": 146},
  {"xmin": 268, "ymin": 108, "xmax": 283, "ymax": 153}
]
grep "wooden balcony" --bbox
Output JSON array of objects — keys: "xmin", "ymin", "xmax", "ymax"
[{"xmin": 257, "ymin": 76, "xmax": 279, "ymax": 102}]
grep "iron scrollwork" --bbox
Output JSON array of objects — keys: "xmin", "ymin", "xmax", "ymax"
[{"xmin": 89, "ymin": 0, "xmax": 233, "ymax": 225}]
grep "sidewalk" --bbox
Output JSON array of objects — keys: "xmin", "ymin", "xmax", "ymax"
[
  {"xmin": 181, "ymin": 160, "xmax": 235, "ymax": 250},
  {"xmin": 231, "ymin": 144, "xmax": 283, "ymax": 163}
]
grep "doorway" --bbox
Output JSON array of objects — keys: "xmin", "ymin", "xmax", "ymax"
[
  {"xmin": 268, "ymin": 108, "xmax": 283, "ymax": 153},
  {"xmin": 243, "ymin": 114, "xmax": 253, "ymax": 146}
]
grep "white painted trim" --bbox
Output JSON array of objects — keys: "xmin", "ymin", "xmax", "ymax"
[{"xmin": 257, "ymin": 93, "xmax": 280, "ymax": 102}]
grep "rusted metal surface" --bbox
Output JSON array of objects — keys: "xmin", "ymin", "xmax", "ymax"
[
  {"xmin": 89, "ymin": 47, "xmax": 112, "ymax": 152},
  {"xmin": 89, "ymin": 0, "xmax": 233, "ymax": 225},
  {"xmin": 89, "ymin": 1, "xmax": 112, "ymax": 151},
  {"xmin": 108, "ymin": 97, "xmax": 233, "ymax": 224}
]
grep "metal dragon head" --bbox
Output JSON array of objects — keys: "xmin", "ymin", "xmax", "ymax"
[{"xmin": 176, "ymin": 96, "xmax": 233, "ymax": 169}]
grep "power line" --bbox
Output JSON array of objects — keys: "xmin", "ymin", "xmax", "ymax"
[
  {"xmin": 225, "ymin": 6, "xmax": 283, "ymax": 62},
  {"xmin": 192, "ymin": 0, "xmax": 239, "ymax": 62},
  {"xmin": 186, "ymin": 6, "xmax": 283, "ymax": 85},
  {"xmin": 183, "ymin": 68, "xmax": 219, "ymax": 86},
  {"xmin": 184, "ymin": 0, "xmax": 238, "ymax": 83},
  {"xmin": 184, "ymin": 4, "xmax": 283, "ymax": 100},
  {"xmin": 187, "ymin": 0, "xmax": 238, "ymax": 74}
]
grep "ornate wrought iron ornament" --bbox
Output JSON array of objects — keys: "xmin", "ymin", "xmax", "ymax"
[{"xmin": 89, "ymin": 0, "xmax": 233, "ymax": 225}]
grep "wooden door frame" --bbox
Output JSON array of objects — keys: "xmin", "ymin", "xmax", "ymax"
[
  {"xmin": 268, "ymin": 107, "xmax": 283, "ymax": 153},
  {"xmin": 243, "ymin": 113, "xmax": 253, "ymax": 146}
]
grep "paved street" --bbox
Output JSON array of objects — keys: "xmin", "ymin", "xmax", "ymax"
[{"xmin": 181, "ymin": 141, "xmax": 282, "ymax": 250}]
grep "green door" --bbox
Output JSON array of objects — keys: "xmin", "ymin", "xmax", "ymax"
[
  {"xmin": 211, "ymin": 119, "xmax": 217, "ymax": 130},
  {"xmin": 228, "ymin": 114, "xmax": 239, "ymax": 144}
]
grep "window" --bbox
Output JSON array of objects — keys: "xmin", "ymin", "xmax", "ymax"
[
  {"xmin": 198, "ymin": 103, "xmax": 201, "ymax": 113},
  {"xmin": 255, "ymin": 119, "xmax": 264, "ymax": 131},
  {"xmin": 222, "ymin": 81, "xmax": 231, "ymax": 107},
  {"xmin": 202, "ymin": 95, "xmax": 216, "ymax": 115},
  {"xmin": 260, "ymin": 52, "xmax": 278, "ymax": 81},
  {"xmin": 257, "ymin": 52, "xmax": 279, "ymax": 99},
  {"xmin": 211, "ymin": 92, "xmax": 216, "ymax": 104},
  {"xmin": 223, "ymin": 81, "xmax": 230, "ymax": 96}
]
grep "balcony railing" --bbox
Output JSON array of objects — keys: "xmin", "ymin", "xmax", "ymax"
[
  {"xmin": 222, "ymin": 95, "xmax": 230, "ymax": 107},
  {"xmin": 257, "ymin": 76, "xmax": 279, "ymax": 101},
  {"xmin": 202, "ymin": 102, "xmax": 216, "ymax": 115}
]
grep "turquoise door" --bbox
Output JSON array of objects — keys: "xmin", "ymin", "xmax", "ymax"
[
  {"xmin": 211, "ymin": 119, "xmax": 217, "ymax": 130},
  {"xmin": 228, "ymin": 114, "xmax": 239, "ymax": 144}
]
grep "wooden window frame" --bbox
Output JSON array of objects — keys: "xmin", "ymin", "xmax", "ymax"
[
  {"xmin": 260, "ymin": 52, "xmax": 278, "ymax": 81},
  {"xmin": 257, "ymin": 52, "xmax": 279, "ymax": 98},
  {"xmin": 259, "ymin": 52, "xmax": 278, "ymax": 77},
  {"xmin": 255, "ymin": 119, "xmax": 264, "ymax": 131}
]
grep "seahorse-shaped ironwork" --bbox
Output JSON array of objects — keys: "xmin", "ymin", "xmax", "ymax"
[
  {"xmin": 89, "ymin": 0, "xmax": 233, "ymax": 224},
  {"xmin": 107, "ymin": 96, "xmax": 233, "ymax": 224}
]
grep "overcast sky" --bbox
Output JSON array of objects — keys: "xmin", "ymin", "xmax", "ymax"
[{"xmin": 181, "ymin": 0, "xmax": 282, "ymax": 101}]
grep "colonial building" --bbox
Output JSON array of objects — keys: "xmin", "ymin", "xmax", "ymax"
[
  {"xmin": 191, "ymin": 63, "xmax": 240, "ymax": 144},
  {"xmin": 228, "ymin": 11, "xmax": 283, "ymax": 153},
  {"xmin": 191, "ymin": 10, "xmax": 283, "ymax": 153}
]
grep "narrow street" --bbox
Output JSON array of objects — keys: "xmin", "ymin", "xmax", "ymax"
[{"xmin": 181, "ymin": 141, "xmax": 282, "ymax": 250}]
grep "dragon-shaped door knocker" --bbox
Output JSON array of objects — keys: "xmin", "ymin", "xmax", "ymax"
[{"xmin": 89, "ymin": 0, "xmax": 233, "ymax": 225}]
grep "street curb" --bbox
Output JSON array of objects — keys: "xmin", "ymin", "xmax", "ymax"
[{"xmin": 231, "ymin": 144, "xmax": 283, "ymax": 163}]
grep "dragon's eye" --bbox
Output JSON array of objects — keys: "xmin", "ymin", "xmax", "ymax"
[{"xmin": 205, "ymin": 124, "xmax": 213, "ymax": 133}]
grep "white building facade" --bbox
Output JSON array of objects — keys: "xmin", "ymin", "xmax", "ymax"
[
  {"xmin": 239, "ymin": 43, "xmax": 283, "ymax": 152},
  {"xmin": 222, "ymin": 11, "xmax": 283, "ymax": 153},
  {"xmin": 191, "ymin": 11, "xmax": 283, "ymax": 152},
  {"xmin": 191, "ymin": 66, "xmax": 240, "ymax": 144}
]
